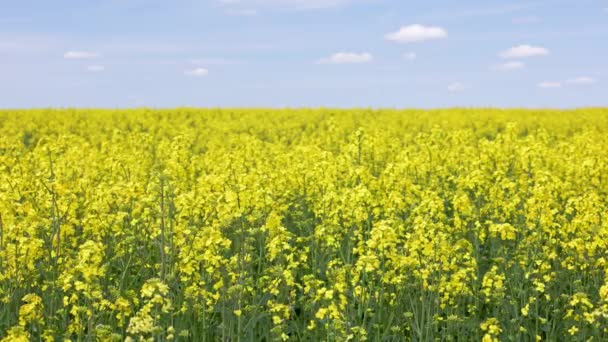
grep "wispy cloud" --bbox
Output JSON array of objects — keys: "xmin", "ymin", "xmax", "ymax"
[
  {"xmin": 0, "ymin": 33, "xmax": 60, "ymax": 53},
  {"xmin": 87, "ymin": 65, "xmax": 105, "ymax": 72},
  {"xmin": 100, "ymin": 39, "xmax": 273, "ymax": 55},
  {"xmin": 416, "ymin": 3, "xmax": 535, "ymax": 21},
  {"xmin": 538, "ymin": 77, "xmax": 596, "ymax": 89},
  {"xmin": 565, "ymin": 77, "xmax": 595, "ymax": 85},
  {"xmin": 494, "ymin": 61, "xmax": 525, "ymax": 71},
  {"xmin": 99, "ymin": 41, "xmax": 185, "ymax": 55},
  {"xmin": 500, "ymin": 44, "xmax": 548, "ymax": 58},
  {"xmin": 385, "ymin": 25, "xmax": 447, "ymax": 43},
  {"xmin": 64, "ymin": 51, "xmax": 99, "ymax": 59},
  {"xmin": 402, "ymin": 52, "xmax": 417, "ymax": 61},
  {"xmin": 317, "ymin": 52, "xmax": 373, "ymax": 64},
  {"xmin": 461, "ymin": 3, "xmax": 533, "ymax": 17},
  {"xmin": 538, "ymin": 81, "xmax": 561, "ymax": 88},
  {"xmin": 185, "ymin": 67, "xmax": 209, "ymax": 77},
  {"xmin": 447, "ymin": 82, "xmax": 467, "ymax": 92}
]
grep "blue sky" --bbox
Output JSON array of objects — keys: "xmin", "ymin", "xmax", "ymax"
[{"xmin": 0, "ymin": 0, "xmax": 607, "ymax": 108}]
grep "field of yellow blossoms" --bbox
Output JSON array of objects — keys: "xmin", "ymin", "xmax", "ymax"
[{"xmin": 1, "ymin": 108, "xmax": 607, "ymax": 341}]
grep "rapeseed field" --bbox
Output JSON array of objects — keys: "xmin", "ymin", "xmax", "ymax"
[{"xmin": 1, "ymin": 108, "xmax": 607, "ymax": 341}]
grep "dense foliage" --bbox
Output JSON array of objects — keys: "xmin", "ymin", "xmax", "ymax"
[{"xmin": 1, "ymin": 108, "xmax": 607, "ymax": 341}]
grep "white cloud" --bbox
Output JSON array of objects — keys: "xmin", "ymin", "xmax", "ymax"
[
  {"xmin": 317, "ymin": 52, "xmax": 373, "ymax": 64},
  {"xmin": 87, "ymin": 65, "xmax": 105, "ymax": 72},
  {"xmin": 185, "ymin": 67, "xmax": 209, "ymax": 77},
  {"xmin": 566, "ymin": 76, "xmax": 595, "ymax": 85},
  {"xmin": 402, "ymin": 52, "xmax": 417, "ymax": 60},
  {"xmin": 64, "ymin": 51, "xmax": 99, "ymax": 59},
  {"xmin": 500, "ymin": 44, "xmax": 549, "ymax": 58},
  {"xmin": 385, "ymin": 25, "xmax": 447, "ymax": 43},
  {"xmin": 538, "ymin": 81, "xmax": 561, "ymax": 88},
  {"xmin": 447, "ymin": 82, "xmax": 466, "ymax": 92},
  {"xmin": 494, "ymin": 61, "xmax": 525, "ymax": 71}
]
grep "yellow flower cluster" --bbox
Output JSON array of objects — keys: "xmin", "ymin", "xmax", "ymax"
[
  {"xmin": 0, "ymin": 108, "xmax": 607, "ymax": 340},
  {"xmin": 481, "ymin": 317, "xmax": 502, "ymax": 342}
]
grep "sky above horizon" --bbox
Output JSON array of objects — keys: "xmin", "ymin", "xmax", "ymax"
[{"xmin": 1, "ymin": 0, "xmax": 607, "ymax": 108}]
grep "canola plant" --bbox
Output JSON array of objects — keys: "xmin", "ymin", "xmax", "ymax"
[{"xmin": 0, "ymin": 108, "xmax": 607, "ymax": 341}]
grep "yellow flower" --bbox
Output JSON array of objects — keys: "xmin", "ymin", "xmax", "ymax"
[
  {"xmin": 1, "ymin": 326, "xmax": 30, "ymax": 342},
  {"xmin": 18, "ymin": 294, "xmax": 44, "ymax": 327},
  {"xmin": 315, "ymin": 307, "xmax": 328, "ymax": 320},
  {"xmin": 568, "ymin": 326, "xmax": 579, "ymax": 335},
  {"xmin": 480, "ymin": 317, "xmax": 502, "ymax": 336},
  {"xmin": 482, "ymin": 334, "xmax": 497, "ymax": 342}
]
